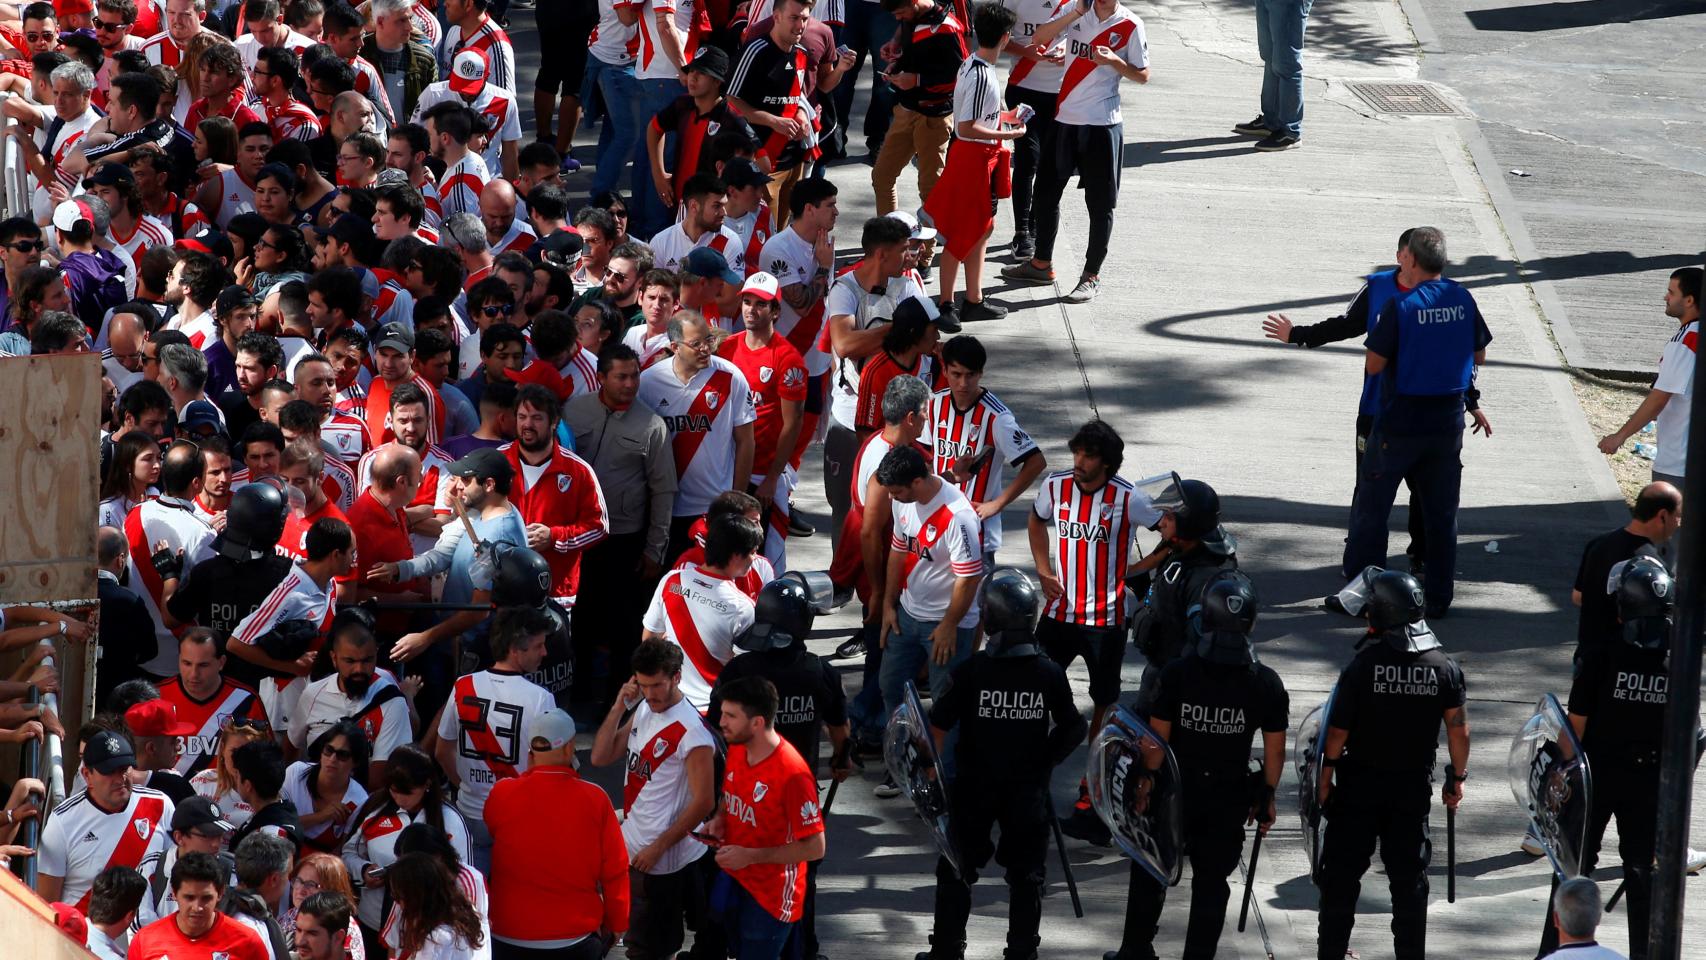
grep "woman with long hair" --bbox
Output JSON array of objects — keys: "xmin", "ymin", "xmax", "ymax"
[
  {"xmin": 384, "ymin": 822, "xmax": 488, "ymax": 955},
  {"xmin": 341, "ymin": 745, "xmax": 469, "ymax": 937},
  {"xmin": 383, "ymin": 854, "xmax": 485, "ymax": 960},
  {"xmin": 282, "ymin": 853, "xmax": 367, "ymax": 960},
  {"xmin": 197, "ymin": 115, "xmax": 239, "ymax": 169},
  {"xmin": 284, "ymin": 720, "xmax": 370, "ymax": 854},
  {"xmin": 0, "ymin": 264, "xmax": 71, "ymax": 354},
  {"xmin": 98, "ymin": 431, "xmax": 161, "ymax": 527},
  {"xmin": 189, "ymin": 715, "xmax": 272, "ymax": 837},
  {"xmin": 248, "ymin": 223, "xmax": 312, "ymax": 296}
]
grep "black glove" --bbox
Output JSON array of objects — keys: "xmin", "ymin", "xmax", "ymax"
[
  {"xmin": 151, "ymin": 545, "xmax": 183, "ymax": 581},
  {"xmin": 256, "ymin": 618, "xmax": 319, "ymax": 661}
]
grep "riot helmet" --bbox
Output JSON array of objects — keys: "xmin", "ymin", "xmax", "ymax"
[
  {"xmin": 490, "ymin": 542, "xmax": 552, "ymax": 608},
  {"xmin": 1366, "ymin": 570, "xmax": 1439, "ymax": 653},
  {"xmin": 1196, "ymin": 570, "xmax": 1258, "ymax": 666},
  {"xmin": 1173, "ymin": 479, "xmax": 1222, "ymax": 542},
  {"xmin": 214, "ymin": 482, "xmax": 289, "ymax": 561},
  {"xmin": 1616, "ymin": 555, "xmax": 1674, "ymax": 652},
  {"xmin": 982, "ymin": 568, "xmax": 1040, "ymax": 656},
  {"xmin": 737, "ymin": 575, "xmax": 815, "ymax": 652}
]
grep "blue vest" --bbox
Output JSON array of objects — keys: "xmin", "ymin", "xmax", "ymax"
[
  {"xmin": 1391, "ymin": 278, "xmax": 1478, "ymax": 398},
  {"xmin": 1358, "ymin": 270, "xmax": 1402, "ymax": 416}
]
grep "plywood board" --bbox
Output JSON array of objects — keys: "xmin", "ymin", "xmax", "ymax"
[
  {"xmin": 0, "ymin": 355, "xmax": 100, "ymax": 604},
  {"xmin": 0, "ymin": 865, "xmax": 96, "ymax": 959}
]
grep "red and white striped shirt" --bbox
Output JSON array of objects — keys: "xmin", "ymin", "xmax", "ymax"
[
  {"xmin": 348, "ymin": 55, "xmax": 397, "ymax": 125},
  {"xmin": 1049, "ymin": 2, "xmax": 1148, "ymax": 126},
  {"xmin": 442, "ymin": 13, "xmax": 517, "ymax": 91},
  {"xmin": 321, "ymin": 410, "xmax": 372, "ymax": 463},
  {"xmin": 636, "ymin": 0, "xmax": 703, "ymax": 80},
  {"xmin": 436, "ymin": 670, "xmax": 555, "ymax": 822},
  {"xmin": 889, "ymin": 479, "xmax": 983, "ymax": 628},
  {"xmin": 157, "ymin": 677, "xmax": 262, "ymax": 775},
  {"xmin": 411, "ymin": 2, "xmax": 443, "ymax": 49},
  {"xmin": 642, "ymin": 565, "xmax": 755, "ymax": 711},
  {"xmin": 557, "ymin": 345, "xmax": 601, "ymax": 399},
  {"xmin": 924, "ymin": 388, "xmax": 1038, "ymax": 551},
  {"xmin": 500, "ymin": 441, "xmax": 609, "ymax": 599},
  {"xmin": 262, "ymin": 95, "xmax": 322, "ymax": 142},
  {"xmin": 1031, "ymin": 470, "xmax": 1158, "ymax": 627},
  {"xmin": 39, "ymin": 786, "xmax": 173, "ymax": 911},
  {"xmin": 490, "ymin": 219, "xmax": 536, "ymax": 256},
  {"xmin": 437, "ymin": 151, "xmax": 490, "ymax": 219},
  {"xmin": 419, "ymin": 178, "xmax": 444, "ymax": 228},
  {"xmin": 411, "ymin": 81, "xmax": 522, "ymax": 177},
  {"xmin": 107, "ymin": 217, "xmax": 173, "ymax": 299}
]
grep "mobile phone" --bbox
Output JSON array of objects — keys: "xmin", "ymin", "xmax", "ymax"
[
  {"xmin": 836, "ymin": 43, "xmax": 853, "ymax": 57},
  {"xmin": 690, "ymin": 830, "xmax": 724, "ymax": 848},
  {"xmin": 1013, "ymin": 103, "xmax": 1036, "ymax": 124}
]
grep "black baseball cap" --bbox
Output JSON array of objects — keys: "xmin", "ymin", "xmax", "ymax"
[
  {"xmin": 215, "ymin": 284, "xmax": 259, "ymax": 317},
  {"xmin": 375, "ymin": 321, "xmax": 415, "ymax": 354},
  {"xmin": 82, "ymin": 163, "xmax": 136, "ymax": 190},
  {"xmin": 448, "ymin": 447, "xmax": 514, "ymax": 483},
  {"xmin": 84, "ymin": 731, "xmax": 136, "ymax": 775},
  {"xmin": 313, "ymin": 213, "xmax": 374, "ymax": 246},
  {"xmin": 171, "ymin": 796, "xmax": 235, "ymax": 835},
  {"xmin": 722, "ymin": 157, "xmax": 772, "ymax": 190}
]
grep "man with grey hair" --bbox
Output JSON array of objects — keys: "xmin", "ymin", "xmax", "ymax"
[
  {"xmin": 638, "ymin": 309, "xmax": 757, "ymax": 563},
  {"xmin": 1342, "ymin": 225, "xmax": 1493, "ymax": 619},
  {"xmin": 16, "ymin": 61, "xmax": 101, "ymax": 221},
  {"xmin": 222, "ymin": 831, "xmax": 293, "ymax": 960},
  {"xmin": 31, "ymin": 310, "xmax": 90, "ymax": 354},
  {"xmin": 442, "ymin": 211, "xmax": 494, "ymax": 285},
  {"xmin": 1540, "ymin": 877, "xmax": 1623, "ymax": 960},
  {"xmin": 159, "ymin": 341, "xmax": 213, "ymax": 418}
]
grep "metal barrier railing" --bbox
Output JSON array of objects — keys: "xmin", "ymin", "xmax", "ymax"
[{"xmin": 1, "ymin": 94, "xmax": 31, "ymax": 220}]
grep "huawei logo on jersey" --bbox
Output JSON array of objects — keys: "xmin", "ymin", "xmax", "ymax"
[
  {"xmin": 782, "ymin": 367, "xmax": 804, "ymax": 388},
  {"xmin": 768, "ymin": 258, "xmax": 790, "ymax": 276}
]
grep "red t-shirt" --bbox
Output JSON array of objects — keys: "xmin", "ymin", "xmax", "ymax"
[
  {"xmin": 338, "ymin": 489, "xmax": 421, "ymax": 591},
  {"xmin": 721, "ymin": 737, "xmax": 823, "ymax": 922},
  {"xmin": 855, "ymin": 350, "xmax": 925, "ymax": 432},
  {"xmin": 128, "ymin": 911, "xmax": 270, "ymax": 960},
  {"xmin": 718, "ymin": 332, "xmax": 807, "ymax": 476},
  {"xmin": 278, "ymin": 498, "xmax": 350, "ymax": 561}
]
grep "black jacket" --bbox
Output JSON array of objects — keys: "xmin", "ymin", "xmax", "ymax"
[{"xmin": 98, "ymin": 574, "xmax": 156, "ymax": 702}]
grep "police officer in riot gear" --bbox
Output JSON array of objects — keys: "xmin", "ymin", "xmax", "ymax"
[
  {"xmin": 1537, "ymin": 556, "xmax": 1693, "ymax": 960},
  {"xmin": 710, "ymin": 574, "xmax": 852, "ymax": 960},
  {"xmin": 1129, "ymin": 477, "xmax": 1237, "ymax": 715},
  {"xmin": 479, "ymin": 542, "xmax": 575, "ymax": 707},
  {"xmin": 1316, "ymin": 569, "xmax": 1469, "ymax": 960},
  {"xmin": 920, "ymin": 569, "xmax": 1087, "ymax": 960},
  {"xmin": 1109, "ymin": 571, "xmax": 1288, "ymax": 960},
  {"xmin": 166, "ymin": 481, "xmax": 294, "ymax": 688}
]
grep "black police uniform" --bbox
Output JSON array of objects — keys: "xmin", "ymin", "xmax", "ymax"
[
  {"xmin": 1536, "ymin": 633, "xmax": 1679, "ymax": 959},
  {"xmin": 167, "ymin": 552, "xmax": 294, "ymax": 688},
  {"xmin": 1119, "ymin": 655, "xmax": 1288, "ymax": 960},
  {"xmin": 1316, "ymin": 636, "xmax": 1466, "ymax": 960},
  {"xmin": 1131, "ymin": 535, "xmax": 1237, "ymax": 713},
  {"xmin": 926, "ymin": 641, "xmax": 1086, "ymax": 959}
]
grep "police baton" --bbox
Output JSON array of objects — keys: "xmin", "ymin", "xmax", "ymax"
[
  {"xmin": 822, "ymin": 744, "xmax": 851, "ymax": 814},
  {"xmin": 1238, "ymin": 829, "xmax": 1262, "ymax": 932},
  {"xmin": 1043, "ymin": 792, "xmax": 1084, "ymax": 918},
  {"xmin": 1445, "ymin": 765, "xmax": 1461, "ymax": 903},
  {"xmin": 1604, "ymin": 879, "xmax": 1627, "ymax": 912}
]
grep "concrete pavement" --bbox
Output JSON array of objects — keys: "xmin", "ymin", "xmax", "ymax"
[{"xmin": 505, "ymin": 0, "xmax": 1706, "ymax": 954}]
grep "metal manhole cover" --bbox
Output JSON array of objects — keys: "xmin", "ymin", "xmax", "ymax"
[{"xmin": 1346, "ymin": 81, "xmax": 1460, "ymax": 116}]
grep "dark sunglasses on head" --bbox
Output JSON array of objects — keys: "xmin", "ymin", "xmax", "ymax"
[{"xmin": 480, "ymin": 303, "xmax": 515, "ymax": 318}]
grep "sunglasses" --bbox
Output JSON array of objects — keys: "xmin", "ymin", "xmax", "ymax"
[
  {"xmin": 24, "ymin": 32, "xmax": 53, "ymax": 42},
  {"xmin": 603, "ymin": 268, "xmax": 629, "ymax": 284},
  {"xmin": 320, "ymin": 745, "xmax": 354, "ymax": 761},
  {"xmin": 479, "ymin": 303, "xmax": 515, "ymax": 318},
  {"xmin": 222, "ymin": 715, "xmax": 271, "ymax": 732},
  {"xmin": 7, "ymin": 240, "xmax": 45, "ymax": 253},
  {"xmin": 94, "ymin": 18, "xmax": 127, "ymax": 31}
]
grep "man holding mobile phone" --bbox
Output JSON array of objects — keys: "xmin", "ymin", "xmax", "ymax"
[
  {"xmin": 1000, "ymin": 0, "xmax": 1150, "ymax": 305},
  {"xmin": 869, "ymin": 0, "xmax": 967, "ymax": 218}
]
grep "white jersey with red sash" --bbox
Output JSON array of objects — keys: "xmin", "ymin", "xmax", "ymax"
[
  {"xmin": 418, "ymin": 177, "xmax": 444, "ymax": 228},
  {"xmin": 889, "ymin": 479, "xmax": 983, "ymax": 628},
  {"xmin": 290, "ymin": 668, "xmax": 411, "ymax": 761},
  {"xmin": 322, "ymin": 410, "xmax": 373, "ymax": 463},
  {"xmin": 638, "ymin": 355, "xmax": 756, "ymax": 517},
  {"xmin": 621, "ymin": 696, "xmax": 716, "ymax": 874},
  {"xmin": 491, "ymin": 219, "xmax": 536, "ymax": 256},
  {"xmin": 230, "ymin": 565, "xmax": 336, "ymax": 732},
  {"xmin": 725, "ymin": 200, "xmax": 771, "ymax": 280},
  {"xmin": 411, "ymin": 81, "xmax": 521, "ymax": 177},
  {"xmin": 206, "ymin": 168, "xmax": 258, "ymax": 230},
  {"xmin": 33, "ymin": 107, "xmax": 100, "ymax": 220},
  {"xmin": 647, "ymin": 222, "xmax": 747, "ymax": 275},
  {"xmin": 40, "ymin": 786, "xmax": 173, "ymax": 911},
  {"xmin": 642, "ymin": 566, "xmax": 755, "ymax": 712},
  {"xmin": 436, "ymin": 669, "xmax": 555, "ymax": 823},
  {"xmin": 157, "ymin": 677, "xmax": 262, "ymax": 775},
  {"xmin": 124, "ymin": 497, "xmax": 218, "ymax": 677},
  {"xmin": 346, "ymin": 802, "xmax": 471, "ymax": 930},
  {"xmin": 636, "ymin": 0, "xmax": 703, "ymax": 81},
  {"xmin": 1049, "ymin": 1, "xmax": 1148, "ymax": 126},
  {"xmin": 1032, "ymin": 470, "xmax": 1157, "ymax": 627},
  {"xmin": 442, "ymin": 13, "xmax": 517, "ymax": 91},
  {"xmin": 348, "ymin": 55, "xmax": 397, "ymax": 124},
  {"xmin": 557, "ymin": 344, "xmax": 600, "ymax": 399},
  {"xmin": 437, "ymin": 151, "xmax": 489, "ymax": 218},
  {"xmin": 757, "ymin": 226, "xmax": 831, "ymax": 374},
  {"xmin": 106, "ymin": 217, "xmax": 173, "ymax": 300},
  {"xmin": 1004, "ymin": 0, "xmax": 1071, "ymax": 93}
]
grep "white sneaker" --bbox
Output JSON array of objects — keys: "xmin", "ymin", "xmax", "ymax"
[
  {"xmin": 1688, "ymin": 847, "xmax": 1706, "ymax": 874},
  {"xmin": 875, "ymin": 776, "xmax": 902, "ymax": 799},
  {"xmin": 1520, "ymin": 830, "xmax": 1545, "ymax": 856}
]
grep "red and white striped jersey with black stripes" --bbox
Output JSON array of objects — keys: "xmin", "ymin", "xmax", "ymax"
[
  {"xmin": 924, "ymin": 388, "xmax": 1038, "ymax": 551},
  {"xmin": 1031, "ymin": 470, "xmax": 1159, "ymax": 628},
  {"xmin": 642, "ymin": 565, "xmax": 756, "ymax": 712},
  {"xmin": 229, "ymin": 564, "xmax": 336, "ymax": 651},
  {"xmin": 889, "ymin": 479, "xmax": 983, "ymax": 628}
]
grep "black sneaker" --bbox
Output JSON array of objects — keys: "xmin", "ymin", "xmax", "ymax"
[
  {"xmin": 1233, "ymin": 116, "xmax": 1271, "ymax": 137},
  {"xmin": 788, "ymin": 510, "xmax": 814, "ymax": 537},
  {"xmin": 934, "ymin": 299, "xmax": 962, "ymax": 333},
  {"xmin": 1060, "ymin": 806, "xmax": 1112, "ymax": 846},
  {"xmin": 960, "ymin": 299, "xmax": 1008, "ymax": 323},
  {"xmin": 1425, "ymin": 601, "xmax": 1450, "ymax": 620},
  {"xmin": 1012, "ymin": 232, "xmax": 1035, "ymax": 261},
  {"xmin": 832, "ymin": 634, "xmax": 866, "ymax": 659},
  {"xmin": 1254, "ymin": 132, "xmax": 1301, "ymax": 152}
]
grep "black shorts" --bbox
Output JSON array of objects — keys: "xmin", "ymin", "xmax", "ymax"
[
  {"xmin": 1036, "ymin": 616, "xmax": 1126, "ymax": 706},
  {"xmin": 534, "ymin": 7, "xmax": 597, "ymax": 94}
]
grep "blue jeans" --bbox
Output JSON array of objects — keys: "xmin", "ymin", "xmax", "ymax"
[
  {"xmin": 834, "ymin": 0, "xmax": 899, "ymax": 147},
  {"xmin": 879, "ymin": 606, "xmax": 975, "ymax": 775},
  {"xmin": 591, "ymin": 59, "xmax": 642, "ymax": 198},
  {"xmin": 1255, "ymin": 0, "xmax": 1311, "ymax": 137},
  {"xmin": 718, "ymin": 872, "xmax": 795, "ymax": 960},
  {"xmin": 1342, "ymin": 428, "xmax": 1463, "ymax": 609},
  {"xmin": 632, "ymin": 77, "xmax": 685, "ymax": 237}
]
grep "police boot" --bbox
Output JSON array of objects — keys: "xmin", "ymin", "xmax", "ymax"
[
  {"xmin": 915, "ymin": 936, "xmax": 965, "ymax": 960},
  {"xmin": 1004, "ymin": 935, "xmax": 1040, "ymax": 960}
]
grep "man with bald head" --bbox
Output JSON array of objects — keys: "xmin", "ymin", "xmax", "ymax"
[
  {"xmin": 1572, "ymin": 480, "xmax": 1683, "ymax": 660},
  {"xmin": 480, "ymin": 179, "xmax": 536, "ymax": 256},
  {"xmin": 104, "ymin": 310, "xmax": 151, "ymax": 394},
  {"xmin": 329, "ymin": 91, "xmax": 376, "ymax": 141},
  {"xmin": 98, "ymin": 525, "xmax": 157, "ymax": 703},
  {"xmin": 341, "ymin": 443, "xmax": 427, "ymax": 603},
  {"xmin": 127, "ymin": 440, "xmax": 218, "ymax": 677}
]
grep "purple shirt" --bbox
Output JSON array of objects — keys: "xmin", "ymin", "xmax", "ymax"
[{"xmin": 440, "ymin": 434, "xmax": 507, "ymax": 458}]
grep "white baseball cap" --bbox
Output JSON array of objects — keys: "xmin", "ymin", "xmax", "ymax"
[
  {"xmin": 528, "ymin": 708, "xmax": 577, "ymax": 752},
  {"xmin": 52, "ymin": 197, "xmax": 97, "ymax": 233},
  {"xmin": 449, "ymin": 49, "xmax": 489, "ymax": 98},
  {"xmin": 740, "ymin": 271, "xmax": 781, "ymax": 301},
  {"xmin": 885, "ymin": 209, "xmax": 937, "ymax": 242}
]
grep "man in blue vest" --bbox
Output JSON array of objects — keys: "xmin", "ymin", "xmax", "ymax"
[
  {"xmin": 1263, "ymin": 228, "xmax": 1436, "ymax": 581},
  {"xmin": 1342, "ymin": 226, "xmax": 1492, "ymax": 618}
]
